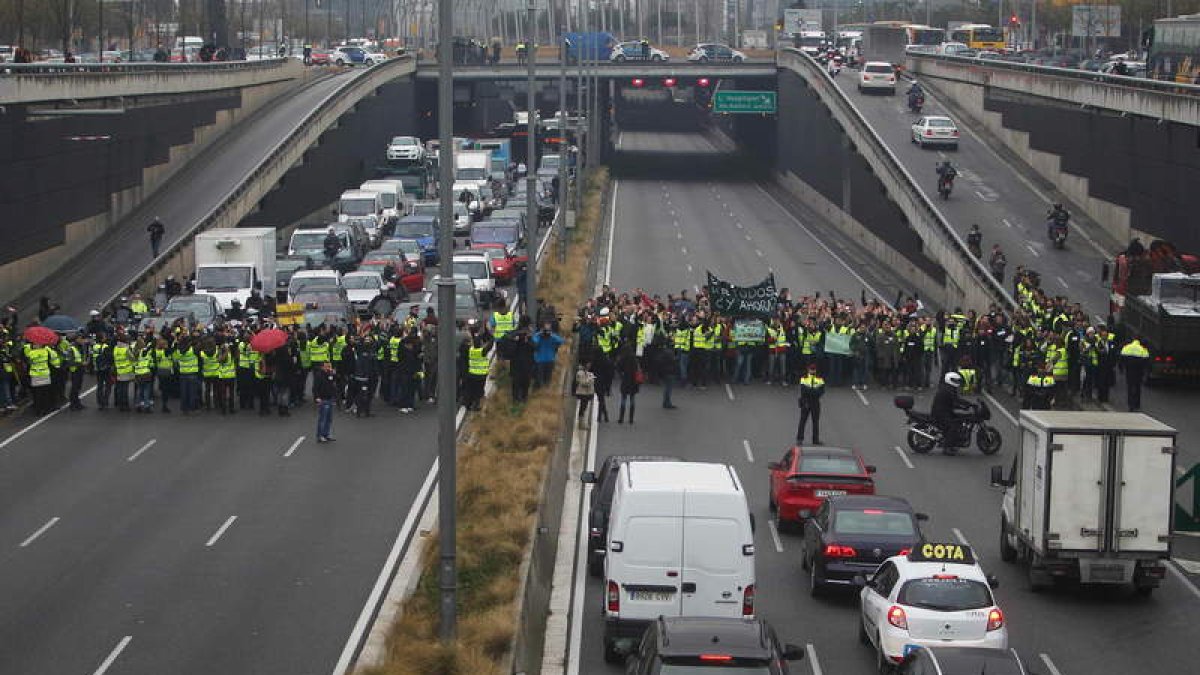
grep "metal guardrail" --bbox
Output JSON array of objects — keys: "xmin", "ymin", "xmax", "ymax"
[
  {"xmin": 98, "ymin": 55, "xmax": 415, "ymax": 310},
  {"xmin": 908, "ymin": 52, "xmax": 1200, "ymax": 98},
  {"xmin": 1, "ymin": 58, "xmax": 292, "ymax": 76},
  {"xmin": 779, "ymin": 48, "xmax": 1016, "ymax": 311}
]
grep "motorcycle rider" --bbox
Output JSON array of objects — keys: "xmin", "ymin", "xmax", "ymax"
[
  {"xmin": 931, "ymin": 371, "xmax": 974, "ymax": 450},
  {"xmin": 936, "ymin": 160, "xmax": 957, "ymax": 194},
  {"xmin": 907, "ymin": 80, "xmax": 925, "ymax": 111},
  {"xmin": 1047, "ymin": 203, "xmax": 1070, "ymax": 240}
]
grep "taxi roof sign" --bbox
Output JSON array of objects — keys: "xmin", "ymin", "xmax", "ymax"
[{"xmin": 908, "ymin": 542, "xmax": 975, "ymax": 565}]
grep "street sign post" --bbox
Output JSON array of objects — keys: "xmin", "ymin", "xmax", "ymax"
[{"xmin": 712, "ymin": 90, "xmax": 777, "ymax": 114}]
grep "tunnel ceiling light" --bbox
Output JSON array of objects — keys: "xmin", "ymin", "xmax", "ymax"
[
  {"xmin": 631, "ymin": 78, "xmax": 645, "ymax": 87},
  {"xmin": 663, "ymin": 77, "xmax": 677, "ymax": 87},
  {"xmin": 697, "ymin": 77, "xmax": 711, "ymax": 87}
]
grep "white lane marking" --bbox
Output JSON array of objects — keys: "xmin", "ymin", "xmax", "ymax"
[
  {"xmin": 687, "ymin": 264, "xmax": 694, "ymax": 273},
  {"xmin": 952, "ymin": 528, "xmax": 971, "ymax": 547},
  {"xmin": 126, "ymin": 439, "xmax": 157, "ymax": 462},
  {"xmin": 1057, "ymin": 275, "xmax": 1069, "ymax": 289},
  {"xmin": 283, "ymin": 436, "xmax": 306, "ymax": 458},
  {"xmin": 983, "ymin": 392, "xmax": 1019, "ymax": 427},
  {"xmin": 755, "ymin": 248, "xmax": 764, "ymax": 257},
  {"xmin": 92, "ymin": 636, "xmax": 133, "ymax": 675},
  {"xmin": 1167, "ymin": 560, "xmax": 1200, "ymax": 601},
  {"xmin": 603, "ymin": 180, "xmax": 619, "ymax": 284},
  {"xmin": 1039, "ymin": 654, "xmax": 1065, "ymax": 675},
  {"xmin": 725, "ymin": 383, "xmax": 736, "ymax": 401},
  {"xmin": 854, "ymin": 388, "xmax": 870, "ymax": 406},
  {"xmin": 758, "ymin": 186, "xmax": 889, "ymax": 304},
  {"xmin": 205, "ymin": 515, "xmax": 238, "ymax": 547},
  {"xmin": 19, "ymin": 517, "xmax": 60, "ymax": 548},
  {"xmin": 937, "ymin": 151, "xmax": 947, "ymax": 160},
  {"xmin": 806, "ymin": 644, "xmax": 824, "ymax": 675},
  {"xmin": 744, "ymin": 234, "xmax": 752, "ymax": 241},
  {"xmin": 767, "ymin": 519, "xmax": 785, "ymax": 553},
  {"xmin": 681, "ymin": 246, "xmax": 688, "ymax": 255},
  {"xmin": 1002, "ymin": 218, "xmax": 1014, "ymax": 228},
  {"xmin": 1026, "ymin": 244, "xmax": 1040, "ymax": 257},
  {"xmin": 0, "ymin": 385, "xmax": 97, "ymax": 450},
  {"xmin": 1094, "ymin": 314, "xmax": 1107, "ymax": 325},
  {"xmin": 676, "ymin": 231, "xmax": 682, "ymax": 239},
  {"xmin": 893, "ymin": 445, "xmax": 915, "ymax": 470},
  {"xmin": 736, "ymin": 222, "xmax": 744, "ymax": 229},
  {"xmin": 743, "ymin": 439, "xmax": 755, "ymax": 462},
  {"xmin": 974, "ymin": 189, "xmax": 996, "ymax": 202},
  {"xmin": 564, "ymin": 402, "xmax": 601, "ymax": 675}
]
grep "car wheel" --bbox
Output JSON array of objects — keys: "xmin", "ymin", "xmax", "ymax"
[
  {"xmin": 336, "ymin": 59, "xmax": 345, "ymax": 66},
  {"xmin": 877, "ymin": 639, "xmax": 894, "ymax": 674},
  {"xmin": 800, "ymin": 542, "xmax": 810, "ymax": 570},
  {"xmin": 768, "ymin": 488, "xmax": 777, "ymax": 513},
  {"xmin": 859, "ymin": 616, "xmax": 870, "ymax": 645},
  {"xmin": 699, "ymin": 56, "xmax": 709, "ymax": 63},
  {"xmin": 615, "ymin": 54, "xmax": 625, "ymax": 62},
  {"xmin": 603, "ymin": 638, "xmax": 623, "ymax": 664},
  {"xmin": 587, "ymin": 552, "xmax": 603, "ymax": 578},
  {"xmin": 365, "ymin": 58, "xmax": 374, "ymax": 65},
  {"xmin": 910, "ymin": 133, "xmax": 917, "ymax": 144},
  {"xmin": 652, "ymin": 54, "xmax": 662, "ymax": 61}
]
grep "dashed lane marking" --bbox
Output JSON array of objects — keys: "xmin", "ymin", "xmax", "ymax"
[
  {"xmin": 725, "ymin": 384, "xmax": 736, "ymax": 401},
  {"xmin": 952, "ymin": 528, "xmax": 971, "ymax": 547},
  {"xmin": 806, "ymin": 644, "xmax": 824, "ymax": 675},
  {"xmin": 1026, "ymin": 244, "xmax": 1040, "ymax": 257},
  {"xmin": 1039, "ymin": 654, "xmax": 1064, "ymax": 675},
  {"xmin": 1057, "ymin": 276, "xmax": 1069, "ymax": 289},
  {"xmin": 1167, "ymin": 561, "xmax": 1200, "ymax": 601},
  {"xmin": 126, "ymin": 439, "xmax": 157, "ymax": 462},
  {"xmin": 92, "ymin": 636, "xmax": 133, "ymax": 675},
  {"xmin": 767, "ymin": 519, "xmax": 785, "ymax": 553},
  {"xmin": 1002, "ymin": 218, "xmax": 1014, "ymax": 228},
  {"xmin": 854, "ymin": 389, "xmax": 870, "ymax": 406},
  {"xmin": 283, "ymin": 436, "xmax": 306, "ymax": 458},
  {"xmin": 19, "ymin": 517, "xmax": 60, "ymax": 548},
  {"xmin": 205, "ymin": 515, "xmax": 238, "ymax": 547},
  {"xmin": 894, "ymin": 445, "xmax": 915, "ymax": 470},
  {"xmin": 743, "ymin": 439, "xmax": 754, "ymax": 462}
]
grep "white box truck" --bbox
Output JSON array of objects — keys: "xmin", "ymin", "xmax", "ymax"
[
  {"xmin": 991, "ymin": 411, "xmax": 1177, "ymax": 595},
  {"xmin": 602, "ymin": 461, "xmax": 755, "ymax": 663},
  {"xmin": 453, "ymin": 149, "xmax": 493, "ymax": 187},
  {"xmin": 193, "ymin": 228, "xmax": 277, "ymax": 313}
]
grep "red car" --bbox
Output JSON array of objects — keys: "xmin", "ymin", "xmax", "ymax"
[
  {"xmin": 309, "ymin": 49, "xmax": 332, "ymax": 65},
  {"xmin": 361, "ymin": 250, "xmax": 424, "ymax": 293},
  {"xmin": 768, "ymin": 445, "xmax": 876, "ymax": 528},
  {"xmin": 470, "ymin": 243, "xmax": 519, "ymax": 284}
]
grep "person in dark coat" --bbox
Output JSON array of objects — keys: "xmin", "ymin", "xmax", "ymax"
[
  {"xmin": 271, "ymin": 344, "xmax": 296, "ymax": 416},
  {"xmin": 147, "ymin": 217, "xmax": 165, "ymax": 257},
  {"xmin": 352, "ymin": 336, "xmax": 379, "ymax": 417},
  {"xmin": 509, "ymin": 323, "xmax": 536, "ymax": 404},
  {"xmin": 616, "ymin": 345, "xmax": 640, "ymax": 424},
  {"xmin": 592, "ymin": 351, "xmax": 614, "ymax": 422},
  {"xmin": 395, "ymin": 331, "xmax": 423, "ymax": 413},
  {"xmin": 651, "ymin": 335, "xmax": 678, "ymax": 409}
]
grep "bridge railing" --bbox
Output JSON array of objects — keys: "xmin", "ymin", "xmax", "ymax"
[
  {"xmin": 907, "ymin": 52, "xmax": 1200, "ymax": 98},
  {"xmin": 779, "ymin": 47, "xmax": 1016, "ymax": 311},
  {"xmin": 1, "ymin": 58, "xmax": 292, "ymax": 76},
  {"xmin": 98, "ymin": 55, "xmax": 416, "ymax": 310}
]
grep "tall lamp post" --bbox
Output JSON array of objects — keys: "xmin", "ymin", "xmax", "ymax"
[
  {"xmin": 525, "ymin": 0, "xmax": 540, "ymax": 324},
  {"xmin": 436, "ymin": 0, "xmax": 458, "ymax": 643}
]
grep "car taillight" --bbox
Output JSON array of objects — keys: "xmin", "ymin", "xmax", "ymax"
[
  {"xmin": 898, "ymin": 548, "xmax": 911, "ymax": 556},
  {"xmin": 700, "ymin": 655, "xmax": 733, "ymax": 662},
  {"xmin": 987, "ymin": 608, "xmax": 1005, "ymax": 631},
  {"xmin": 742, "ymin": 584, "xmax": 755, "ymax": 616},
  {"xmin": 951, "ymin": 130, "xmax": 960, "ymax": 136},
  {"xmin": 925, "ymin": 130, "xmax": 934, "ymax": 136},
  {"xmin": 590, "ymin": 527, "xmax": 602, "ymax": 536},
  {"xmin": 824, "ymin": 544, "xmax": 857, "ymax": 558},
  {"xmin": 887, "ymin": 605, "xmax": 908, "ymax": 629},
  {"xmin": 607, "ymin": 580, "xmax": 620, "ymax": 613}
]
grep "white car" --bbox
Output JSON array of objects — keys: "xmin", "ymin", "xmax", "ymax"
[
  {"xmin": 609, "ymin": 41, "xmax": 670, "ymax": 62},
  {"xmin": 859, "ymin": 543, "xmax": 1007, "ymax": 672},
  {"xmin": 341, "ymin": 271, "xmax": 385, "ymax": 315},
  {"xmin": 686, "ymin": 43, "xmax": 746, "ymax": 62},
  {"xmin": 451, "ymin": 252, "xmax": 496, "ymax": 304},
  {"xmin": 387, "ymin": 136, "xmax": 425, "ymax": 162},
  {"xmin": 858, "ymin": 61, "xmax": 897, "ymax": 94},
  {"xmin": 365, "ymin": 49, "xmax": 388, "ymax": 65},
  {"xmin": 911, "ymin": 115, "xmax": 960, "ymax": 150}
]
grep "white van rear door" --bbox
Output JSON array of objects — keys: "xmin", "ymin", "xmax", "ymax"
[
  {"xmin": 1115, "ymin": 434, "xmax": 1174, "ymax": 554},
  {"xmin": 614, "ymin": 516, "xmax": 683, "ymax": 619},
  {"xmin": 681, "ymin": 516, "xmax": 750, "ymax": 618}
]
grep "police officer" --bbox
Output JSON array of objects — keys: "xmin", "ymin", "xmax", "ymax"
[
  {"xmin": 1119, "ymin": 337, "xmax": 1150, "ymax": 412},
  {"xmin": 24, "ymin": 340, "xmax": 60, "ymax": 415},
  {"xmin": 462, "ymin": 332, "xmax": 493, "ymax": 411},
  {"xmin": 796, "ymin": 363, "xmax": 825, "ymax": 445},
  {"xmin": 1024, "ymin": 362, "xmax": 1056, "ymax": 410},
  {"xmin": 65, "ymin": 333, "xmax": 86, "ymax": 410}
]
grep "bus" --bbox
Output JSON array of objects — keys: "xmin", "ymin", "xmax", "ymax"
[
  {"xmin": 905, "ymin": 25, "xmax": 946, "ymax": 53},
  {"xmin": 948, "ymin": 24, "xmax": 1006, "ymax": 50},
  {"xmin": 1148, "ymin": 14, "xmax": 1200, "ymax": 83}
]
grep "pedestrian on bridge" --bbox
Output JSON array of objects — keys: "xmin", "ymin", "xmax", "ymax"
[{"xmin": 147, "ymin": 218, "xmax": 165, "ymax": 257}]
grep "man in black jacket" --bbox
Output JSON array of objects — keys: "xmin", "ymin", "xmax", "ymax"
[{"xmin": 314, "ymin": 361, "xmax": 337, "ymax": 442}]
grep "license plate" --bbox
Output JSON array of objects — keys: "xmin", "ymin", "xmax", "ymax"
[
  {"xmin": 1091, "ymin": 565, "xmax": 1125, "ymax": 581},
  {"xmin": 629, "ymin": 590, "xmax": 673, "ymax": 602},
  {"xmin": 815, "ymin": 490, "xmax": 847, "ymax": 498}
]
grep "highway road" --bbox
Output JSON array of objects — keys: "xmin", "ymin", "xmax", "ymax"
[{"xmin": 562, "ymin": 129, "xmax": 1200, "ymax": 675}]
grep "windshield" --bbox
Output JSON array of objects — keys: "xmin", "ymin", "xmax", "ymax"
[
  {"xmin": 196, "ymin": 267, "xmax": 252, "ymax": 289},
  {"xmin": 290, "ymin": 277, "xmax": 338, "ymax": 294},
  {"xmin": 391, "ymin": 137, "xmax": 417, "ymax": 146},
  {"xmin": 897, "ymin": 578, "xmax": 993, "ymax": 611},
  {"xmin": 832, "ymin": 509, "xmax": 915, "ymax": 537},
  {"xmin": 456, "ymin": 295, "xmax": 476, "ymax": 311},
  {"xmin": 865, "ymin": 64, "xmax": 892, "ymax": 74},
  {"xmin": 1157, "ymin": 279, "xmax": 1200, "ymax": 305},
  {"xmin": 540, "ymin": 155, "xmax": 561, "ymax": 170},
  {"xmin": 457, "ymin": 260, "xmax": 490, "ymax": 279},
  {"xmin": 396, "ymin": 221, "xmax": 434, "ymax": 238},
  {"xmin": 456, "ymin": 168, "xmax": 490, "ymax": 181},
  {"xmin": 473, "ymin": 227, "xmax": 517, "ymax": 244},
  {"xmin": 292, "ymin": 232, "xmax": 348, "ymax": 252},
  {"xmin": 412, "ymin": 203, "xmax": 439, "ymax": 216},
  {"xmin": 972, "ymin": 27, "xmax": 1004, "ymax": 42},
  {"xmin": 927, "ymin": 118, "xmax": 955, "ymax": 128},
  {"xmin": 799, "ymin": 35, "xmax": 825, "ymax": 47},
  {"xmin": 166, "ymin": 297, "xmax": 212, "ymax": 313},
  {"xmin": 369, "ymin": 192, "xmax": 396, "ymax": 208},
  {"xmin": 341, "ymin": 198, "xmax": 376, "ymax": 217},
  {"xmin": 343, "ymin": 275, "xmax": 381, "ymax": 290},
  {"xmin": 295, "ymin": 292, "xmax": 347, "ymax": 305}
]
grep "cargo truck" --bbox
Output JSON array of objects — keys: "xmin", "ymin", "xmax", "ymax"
[
  {"xmin": 990, "ymin": 411, "xmax": 1177, "ymax": 595},
  {"xmin": 1108, "ymin": 240, "xmax": 1200, "ymax": 380},
  {"xmin": 194, "ymin": 228, "xmax": 277, "ymax": 313}
]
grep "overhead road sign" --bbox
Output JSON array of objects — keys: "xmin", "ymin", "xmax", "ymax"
[{"xmin": 712, "ymin": 90, "xmax": 777, "ymax": 114}]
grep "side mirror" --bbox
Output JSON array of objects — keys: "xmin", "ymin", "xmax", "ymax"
[
  {"xmin": 915, "ymin": 512, "xmax": 930, "ymax": 522},
  {"xmin": 580, "ymin": 470, "xmax": 597, "ymax": 484},
  {"xmin": 987, "ymin": 574, "xmax": 1000, "ymax": 589},
  {"xmin": 767, "ymin": 461, "xmax": 781, "ymax": 471},
  {"xmin": 781, "ymin": 644, "xmax": 805, "ymax": 661},
  {"xmin": 852, "ymin": 574, "xmax": 868, "ymax": 587},
  {"xmin": 865, "ymin": 465, "xmax": 877, "ymax": 474}
]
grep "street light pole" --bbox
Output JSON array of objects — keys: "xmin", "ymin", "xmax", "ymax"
[
  {"xmin": 436, "ymin": 0, "xmax": 458, "ymax": 643},
  {"xmin": 558, "ymin": 0, "xmax": 568, "ymax": 261},
  {"xmin": 525, "ymin": 0, "xmax": 540, "ymax": 324}
]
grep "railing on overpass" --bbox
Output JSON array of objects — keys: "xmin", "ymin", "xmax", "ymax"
[
  {"xmin": 411, "ymin": 59, "xmax": 776, "ymax": 80},
  {"xmin": 779, "ymin": 48, "xmax": 1015, "ymax": 311},
  {"xmin": 907, "ymin": 52, "xmax": 1200, "ymax": 98},
  {"xmin": 0, "ymin": 58, "xmax": 292, "ymax": 76},
  {"xmin": 99, "ymin": 54, "xmax": 416, "ymax": 310}
]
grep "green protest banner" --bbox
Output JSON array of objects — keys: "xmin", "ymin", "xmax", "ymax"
[{"xmin": 823, "ymin": 331, "xmax": 851, "ymax": 356}]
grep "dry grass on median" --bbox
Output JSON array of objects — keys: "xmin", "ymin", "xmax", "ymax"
[{"xmin": 360, "ymin": 168, "xmax": 610, "ymax": 675}]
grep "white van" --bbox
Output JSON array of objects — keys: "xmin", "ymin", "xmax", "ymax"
[
  {"xmin": 602, "ymin": 461, "xmax": 756, "ymax": 662},
  {"xmin": 338, "ymin": 189, "xmax": 383, "ymax": 243},
  {"xmin": 360, "ymin": 179, "xmax": 410, "ymax": 220}
]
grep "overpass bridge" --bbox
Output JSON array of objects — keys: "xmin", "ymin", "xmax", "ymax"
[{"xmin": 412, "ymin": 59, "xmax": 777, "ymax": 81}]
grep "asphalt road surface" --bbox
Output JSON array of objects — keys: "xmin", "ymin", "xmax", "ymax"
[{"xmin": 564, "ymin": 129, "xmax": 1200, "ymax": 675}]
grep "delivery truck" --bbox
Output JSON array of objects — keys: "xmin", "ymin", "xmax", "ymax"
[
  {"xmin": 193, "ymin": 228, "xmax": 277, "ymax": 313},
  {"xmin": 990, "ymin": 411, "xmax": 1177, "ymax": 595}
]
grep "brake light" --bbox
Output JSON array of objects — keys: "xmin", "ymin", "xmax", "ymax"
[
  {"xmin": 987, "ymin": 608, "xmax": 1005, "ymax": 631},
  {"xmin": 700, "ymin": 655, "xmax": 733, "ymax": 662},
  {"xmin": 887, "ymin": 605, "xmax": 908, "ymax": 629},
  {"xmin": 863, "ymin": 509, "xmax": 884, "ymax": 514},
  {"xmin": 607, "ymin": 580, "xmax": 620, "ymax": 613},
  {"xmin": 824, "ymin": 544, "xmax": 857, "ymax": 558},
  {"xmin": 742, "ymin": 584, "xmax": 755, "ymax": 616},
  {"xmin": 664, "ymin": 77, "xmax": 677, "ymax": 87},
  {"xmin": 898, "ymin": 548, "xmax": 911, "ymax": 556},
  {"xmin": 698, "ymin": 77, "xmax": 711, "ymax": 87},
  {"xmin": 951, "ymin": 130, "xmax": 960, "ymax": 136},
  {"xmin": 932, "ymin": 574, "xmax": 959, "ymax": 580},
  {"xmin": 631, "ymin": 78, "xmax": 645, "ymax": 88},
  {"xmin": 925, "ymin": 129, "xmax": 934, "ymax": 136}
]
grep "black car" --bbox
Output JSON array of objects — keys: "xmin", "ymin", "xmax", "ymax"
[
  {"xmin": 801, "ymin": 495, "xmax": 927, "ymax": 595},
  {"xmin": 898, "ymin": 647, "xmax": 1031, "ymax": 675},
  {"xmin": 625, "ymin": 617, "xmax": 804, "ymax": 675},
  {"xmin": 580, "ymin": 454, "xmax": 680, "ymax": 577}
]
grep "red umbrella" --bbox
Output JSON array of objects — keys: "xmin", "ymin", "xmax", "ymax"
[
  {"xmin": 23, "ymin": 326, "xmax": 59, "ymax": 346},
  {"xmin": 249, "ymin": 328, "xmax": 289, "ymax": 353}
]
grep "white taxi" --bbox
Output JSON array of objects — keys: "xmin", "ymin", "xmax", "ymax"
[{"xmin": 857, "ymin": 542, "xmax": 1006, "ymax": 673}]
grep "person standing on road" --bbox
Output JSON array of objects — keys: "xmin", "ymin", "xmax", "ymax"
[
  {"xmin": 616, "ymin": 344, "xmax": 640, "ymax": 424},
  {"xmin": 988, "ymin": 244, "xmax": 1007, "ymax": 283},
  {"xmin": 1119, "ymin": 337, "xmax": 1150, "ymax": 412},
  {"xmin": 796, "ymin": 362, "xmax": 825, "ymax": 445},
  {"xmin": 573, "ymin": 359, "xmax": 596, "ymax": 426},
  {"xmin": 532, "ymin": 322, "xmax": 565, "ymax": 388},
  {"xmin": 147, "ymin": 217, "xmax": 165, "ymax": 257},
  {"xmin": 314, "ymin": 361, "xmax": 337, "ymax": 443}
]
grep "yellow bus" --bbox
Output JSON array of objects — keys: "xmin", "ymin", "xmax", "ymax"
[{"xmin": 949, "ymin": 24, "xmax": 1006, "ymax": 50}]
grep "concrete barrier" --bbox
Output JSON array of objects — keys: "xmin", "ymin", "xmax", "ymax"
[
  {"xmin": 777, "ymin": 48, "xmax": 1014, "ymax": 311},
  {"xmin": 102, "ymin": 56, "xmax": 417, "ymax": 309},
  {"xmin": 1, "ymin": 58, "xmax": 305, "ymax": 104}
]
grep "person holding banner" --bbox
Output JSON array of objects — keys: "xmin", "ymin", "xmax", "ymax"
[{"xmin": 796, "ymin": 363, "xmax": 825, "ymax": 445}]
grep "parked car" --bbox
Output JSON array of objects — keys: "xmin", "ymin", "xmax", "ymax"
[
  {"xmin": 687, "ymin": 43, "xmax": 746, "ymax": 62},
  {"xmin": 768, "ymin": 445, "xmax": 876, "ymax": 529},
  {"xmin": 331, "ymin": 45, "xmax": 369, "ymax": 66},
  {"xmin": 610, "ymin": 41, "xmax": 670, "ymax": 62},
  {"xmin": 911, "ymin": 115, "xmax": 960, "ymax": 150},
  {"xmin": 341, "ymin": 271, "xmax": 386, "ymax": 316},
  {"xmin": 386, "ymin": 135, "xmax": 425, "ymax": 162}
]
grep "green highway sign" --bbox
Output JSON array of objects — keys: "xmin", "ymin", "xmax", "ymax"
[{"xmin": 713, "ymin": 90, "xmax": 777, "ymax": 114}]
